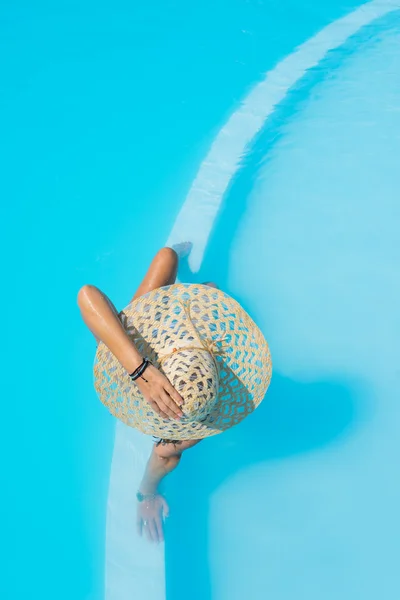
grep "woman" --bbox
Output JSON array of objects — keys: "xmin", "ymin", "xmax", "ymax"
[{"xmin": 77, "ymin": 246, "xmax": 271, "ymax": 544}]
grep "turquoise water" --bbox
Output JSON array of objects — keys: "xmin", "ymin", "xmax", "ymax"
[{"xmin": 2, "ymin": 1, "xmax": 400, "ymax": 599}]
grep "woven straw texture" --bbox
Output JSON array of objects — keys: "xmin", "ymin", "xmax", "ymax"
[{"xmin": 93, "ymin": 283, "xmax": 272, "ymax": 440}]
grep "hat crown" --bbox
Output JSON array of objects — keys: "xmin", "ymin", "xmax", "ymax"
[{"xmin": 160, "ymin": 347, "xmax": 219, "ymax": 423}]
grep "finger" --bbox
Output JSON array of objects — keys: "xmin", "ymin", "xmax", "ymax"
[
  {"xmin": 143, "ymin": 521, "xmax": 153, "ymax": 543},
  {"xmin": 157, "ymin": 399, "xmax": 177, "ymax": 420},
  {"xmin": 158, "ymin": 396, "xmax": 183, "ymax": 420},
  {"xmin": 150, "ymin": 394, "xmax": 177, "ymax": 420},
  {"xmin": 148, "ymin": 400, "xmax": 170, "ymax": 421},
  {"xmin": 164, "ymin": 382, "xmax": 184, "ymax": 407},
  {"xmin": 155, "ymin": 515, "xmax": 164, "ymax": 543},
  {"xmin": 148, "ymin": 399, "xmax": 163, "ymax": 416},
  {"xmin": 159, "ymin": 393, "xmax": 183, "ymax": 419},
  {"xmin": 148, "ymin": 519, "xmax": 158, "ymax": 543},
  {"xmin": 136, "ymin": 516, "xmax": 143, "ymax": 537}
]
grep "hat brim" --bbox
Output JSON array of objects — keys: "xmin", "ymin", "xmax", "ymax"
[{"xmin": 93, "ymin": 283, "xmax": 272, "ymax": 440}]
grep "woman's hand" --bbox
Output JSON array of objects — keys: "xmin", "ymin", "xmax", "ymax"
[
  {"xmin": 137, "ymin": 494, "xmax": 170, "ymax": 543},
  {"xmin": 135, "ymin": 364, "xmax": 184, "ymax": 420},
  {"xmin": 136, "ymin": 444, "xmax": 199, "ymax": 544}
]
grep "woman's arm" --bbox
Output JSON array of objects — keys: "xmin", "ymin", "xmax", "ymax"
[
  {"xmin": 139, "ymin": 447, "xmax": 181, "ymax": 494},
  {"xmin": 137, "ymin": 440, "xmax": 200, "ymax": 543},
  {"xmin": 77, "ymin": 284, "xmax": 184, "ymax": 419},
  {"xmin": 77, "ymin": 284, "xmax": 143, "ymax": 373},
  {"xmin": 139, "ymin": 439, "xmax": 200, "ymax": 494}
]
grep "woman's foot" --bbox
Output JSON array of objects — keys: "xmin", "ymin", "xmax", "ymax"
[{"xmin": 171, "ymin": 241, "xmax": 192, "ymax": 259}]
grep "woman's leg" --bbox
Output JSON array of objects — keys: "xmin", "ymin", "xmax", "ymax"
[
  {"xmin": 129, "ymin": 247, "xmax": 178, "ymax": 302},
  {"xmin": 77, "ymin": 247, "xmax": 179, "ymax": 370}
]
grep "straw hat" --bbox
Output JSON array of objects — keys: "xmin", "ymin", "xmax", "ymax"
[{"xmin": 93, "ymin": 283, "xmax": 272, "ymax": 440}]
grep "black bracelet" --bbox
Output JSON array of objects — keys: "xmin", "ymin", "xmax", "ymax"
[
  {"xmin": 129, "ymin": 359, "xmax": 143, "ymax": 379},
  {"xmin": 129, "ymin": 358, "xmax": 147, "ymax": 380},
  {"xmin": 129, "ymin": 358, "xmax": 151, "ymax": 381}
]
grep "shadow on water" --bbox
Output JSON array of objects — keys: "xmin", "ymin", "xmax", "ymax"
[
  {"xmin": 166, "ymin": 259, "xmax": 361, "ymax": 599},
  {"xmin": 165, "ymin": 372, "xmax": 361, "ymax": 600}
]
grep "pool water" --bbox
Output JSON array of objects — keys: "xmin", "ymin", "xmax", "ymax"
[{"xmin": 2, "ymin": 1, "xmax": 400, "ymax": 599}]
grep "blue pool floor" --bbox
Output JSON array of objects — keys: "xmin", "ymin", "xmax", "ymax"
[{"xmin": 2, "ymin": 1, "xmax": 400, "ymax": 599}]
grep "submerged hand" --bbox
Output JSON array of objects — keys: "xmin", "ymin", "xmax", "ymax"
[
  {"xmin": 137, "ymin": 494, "xmax": 170, "ymax": 543},
  {"xmin": 135, "ymin": 364, "xmax": 184, "ymax": 420}
]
